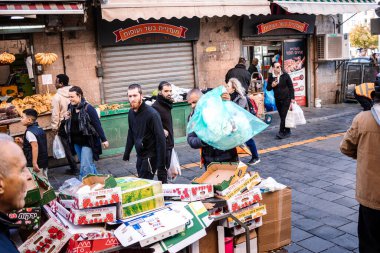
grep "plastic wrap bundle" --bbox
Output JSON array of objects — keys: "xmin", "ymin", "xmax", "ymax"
[{"xmin": 187, "ymin": 86, "xmax": 268, "ymax": 150}]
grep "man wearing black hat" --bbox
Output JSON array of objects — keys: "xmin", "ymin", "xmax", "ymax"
[
  {"xmin": 152, "ymin": 81, "xmax": 174, "ymax": 174},
  {"xmin": 340, "ymin": 86, "xmax": 380, "ymax": 252}
]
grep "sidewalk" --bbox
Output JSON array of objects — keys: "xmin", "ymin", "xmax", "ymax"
[{"xmin": 48, "ymin": 102, "xmax": 362, "ymax": 189}]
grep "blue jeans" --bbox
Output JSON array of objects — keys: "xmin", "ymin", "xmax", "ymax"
[
  {"xmin": 246, "ymin": 138, "xmax": 259, "ymax": 159},
  {"xmin": 74, "ymin": 144, "xmax": 98, "ymax": 180}
]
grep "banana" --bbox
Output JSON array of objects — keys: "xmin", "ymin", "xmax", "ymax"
[{"xmin": 34, "ymin": 52, "xmax": 58, "ymax": 65}]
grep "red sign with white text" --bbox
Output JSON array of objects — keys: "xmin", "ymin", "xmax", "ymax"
[
  {"xmin": 257, "ymin": 19, "xmax": 309, "ymax": 34},
  {"xmin": 113, "ymin": 23, "xmax": 188, "ymax": 42}
]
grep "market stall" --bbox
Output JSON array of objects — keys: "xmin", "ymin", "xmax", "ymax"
[{"xmin": 11, "ymin": 162, "xmax": 292, "ymax": 253}]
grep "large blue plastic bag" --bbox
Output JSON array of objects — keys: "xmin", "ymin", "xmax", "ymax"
[
  {"xmin": 264, "ymin": 80, "xmax": 277, "ymax": 111},
  {"xmin": 187, "ymin": 86, "xmax": 268, "ymax": 150}
]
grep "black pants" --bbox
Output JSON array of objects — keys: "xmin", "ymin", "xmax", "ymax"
[
  {"xmin": 276, "ymin": 98, "xmax": 291, "ymax": 134},
  {"xmin": 136, "ymin": 156, "xmax": 168, "ymax": 184},
  {"xmin": 358, "ymin": 204, "xmax": 380, "ymax": 253},
  {"xmin": 165, "ymin": 149, "xmax": 172, "ymax": 170},
  {"xmin": 355, "ymin": 92, "xmax": 373, "ymax": 111},
  {"xmin": 59, "ymin": 133, "xmax": 78, "ymax": 171}
]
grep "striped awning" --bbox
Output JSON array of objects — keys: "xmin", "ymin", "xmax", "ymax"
[
  {"xmin": 0, "ymin": 3, "xmax": 84, "ymax": 15},
  {"xmin": 273, "ymin": 0, "xmax": 378, "ymax": 15},
  {"xmin": 101, "ymin": 0, "xmax": 270, "ymax": 21}
]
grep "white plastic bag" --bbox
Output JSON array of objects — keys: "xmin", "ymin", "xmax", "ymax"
[
  {"xmin": 285, "ymin": 109, "xmax": 296, "ymax": 128},
  {"xmin": 53, "ymin": 135, "xmax": 66, "ymax": 159},
  {"xmin": 168, "ymin": 149, "xmax": 181, "ymax": 180},
  {"xmin": 292, "ymin": 103, "xmax": 306, "ymax": 125}
]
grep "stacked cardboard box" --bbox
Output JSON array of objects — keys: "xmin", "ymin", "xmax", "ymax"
[
  {"xmin": 115, "ymin": 177, "xmax": 165, "ymax": 218},
  {"xmin": 163, "ymin": 184, "xmax": 214, "ymax": 201}
]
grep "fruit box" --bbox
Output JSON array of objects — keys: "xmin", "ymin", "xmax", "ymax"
[
  {"xmin": 119, "ymin": 194, "xmax": 165, "ymax": 219},
  {"xmin": 24, "ymin": 177, "xmax": 40, "ymax": 207},
  {"xmin": 54, "ymin": 200, "xmax": 117, "ymax": 225},
  {"xmin": 226, "ymin": 188, "xmax": 262, "ymax": 212},
  {"xmin": 115, "ymin": 177, "xmax": 163, "ymax": 204},
  {"xmin": 231, "ymin": 217, "xmax": 263, "ymax": 236},
  {"xmin": 192, "ymin": 162, "xmax": 248, "ymax": 191},
  {"xmin": 8, "ymin": 207, "xmax": 41, "ymax": 230},
  {"xmin": 18, "ymin": 216, "xmax": 71, "ymax": 253},
  {"xmin": 222, "ymin": 203, "xmax": 267, "ymax": 228},
  {"xmin": 162, "ymin": 184, "xmax": 214, "ymax": 201},
  {"xmin": 24, "ymin": 172, "xmax": 56, "ymax": 207},
  {"xmin": 216, "ymin": 171, "xmax": 262, "ymax": 199},
  {"xmin": 73, "ymin": 187, "xmax": 121, "ymax": 209},
  {"xmin": 82, "ymin": 174, "xmax": 117, "ymax": 189},
  {"xmin": 58, "ymin": 199, "xmax": 75, "ymax": 209},
  {"xmin": 114, "ymin": 205, "xmax": 189, "ymax": 248}
]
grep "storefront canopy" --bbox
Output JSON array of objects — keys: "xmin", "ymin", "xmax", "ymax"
[
  {"xmin": 0, "ymin": 2, "xmax": 84, "ymax": 15},
  {"xmin": 273, "ymin": 0, "xmax": 378, "ymax": 15},
  {"xmin": 101, "ymin": 0, "xmax": 271, "ymax": 21}
]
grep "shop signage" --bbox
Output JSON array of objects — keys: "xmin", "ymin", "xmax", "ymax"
[
  {"xmin": 283, "ymin": 39, "xmax": 307, "ymax": 106},
  {"xmin": 98, "ymin": 17, "xmax": 200, "ymax": 46},
  {"xmin": 242, "ymin": 15, "xmax": 315, "ymax": 37},
  {"xmin": 257, "ymin": 19, "xmax": 309, "ymax": 34},
  {"xmin": 113, "ymin": 23, "xmax": 188, "ymax": 42}
]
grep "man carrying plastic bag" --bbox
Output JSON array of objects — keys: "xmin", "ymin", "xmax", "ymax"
[{"xmin": 187, "ymin": 86, "xmax": 268, "ymax": 152}]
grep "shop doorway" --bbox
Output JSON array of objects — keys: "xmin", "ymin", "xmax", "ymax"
[
  {"xmin": 0, "ymin": 36, "xmax": 36, "ymax": 102},
  {"xmin": 243, "ymin": 39, "xmax": 308, "ymax": 106}
]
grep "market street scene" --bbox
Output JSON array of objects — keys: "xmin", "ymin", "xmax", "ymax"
[{"xmin": 0, "ymin": 1, "xmax": 380, "ymax": 253}]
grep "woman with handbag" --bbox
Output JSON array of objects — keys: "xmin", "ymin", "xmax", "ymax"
[{"xmin": 65, "ymin": 86, "xmax": 109, "ymax": 179}]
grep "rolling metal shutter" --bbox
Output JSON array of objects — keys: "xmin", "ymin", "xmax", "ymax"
[{"xmin": 101, "ymin": 42, "xmax": 195, "ymax": 103}]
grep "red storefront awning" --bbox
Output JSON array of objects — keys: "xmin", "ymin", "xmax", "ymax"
[{"xmin": 0, "ymin": 2, "xmax": 84, "ymax": 15}]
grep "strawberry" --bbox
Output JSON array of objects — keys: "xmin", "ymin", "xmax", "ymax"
[
  {"xmin": 78, "ymin": 216, "xmax": 87, "ymax": 225},
  {"xmin": 111, "ymin": 194, "xmax": 120, "ymax": 203},
  {"xmin": 106, "ymin": 213, "xmax": 114, "ymax": 222},
  {"xmin": 83, "ymin": 198, "xmax": 91, "ymax": 208}
]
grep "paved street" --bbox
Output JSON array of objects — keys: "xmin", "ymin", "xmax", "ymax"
[{"xmin": 50, "ymin": 103, "xmax": 362, "ymax": 253}]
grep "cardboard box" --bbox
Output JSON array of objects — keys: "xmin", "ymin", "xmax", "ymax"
[
  {"xmin": 193, "ymin": 162, "xmax": 248, "ymax": 191},
  {"xmin": 231, "ymin": 217, "xmax": 263, "ymax": 236},
  {"xmin": 114, "ymin": 205, "xmax": 189, "ymax": 247},
  {"xmin": 234, "ymin": 229, "xmax": 258, "ymax": 253},
  {"xmin": 18, "ymin": 217, "xmax": 71, "ymax": 253},
  {"xmin": 59, "ymin": 199, "xmax": 75, "ymax": 209},
  {"xmin": 73, "ymin": 175, "xmax": 121, "ymax": 209},
  {"xmin": 226, "ymin": 188, "xmax": 262, "ymax": 212},
  {"xmin": 163, "ymin": 184, "xmax": 214, "ymax": 201},
  {"xmin": 223, "ymin": 203, "xmax": 267, "ymax": 228},
  {"xmin": 152, "ymin": 202, "xmax": 212, "ymax": 253},
  {"xmin": 24, "ymin": 177, "xmax": 40, "ymax": 207},
  {"xmin": 24, "ymin": 171, "xmax": 56, "ymax": 207},
  {"xmin": 119, "ymin": 194, "xmax": 165, "ymax": 218},
  {"xmin": 216, "ymin": 172, "xmax": 261, "ymax": 199},
  {"xmin": 54, "ymin": 200, "xmax": 117, "ymax": 225},
  {"xmin": 8, "ymin": 207, "xmax": 41, "ymax": 230},
  {"xmin": 257, "ymin": 188, "xmax": 292, "ymax": 253},
  {"xmin": 115, "ymin": 177, "xmax": 163, "ymax": 204}
]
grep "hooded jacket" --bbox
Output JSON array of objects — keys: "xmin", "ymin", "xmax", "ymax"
[
  {"xmin": 51, "ymin": 85, "xmax": 72, "ymax": 131},
  {"xmin": 340, "ymin": 103, "xmax": 380, "ymax": 210},
  {"xmin": 152, "ymin": 95, "xmax": 174, "ymax": 150},
  {"xmin": 0, "ymin": 212, "xmax": 19, "ymax": 253},
  {"xmin": 225, "ymin": 64, "xmax": 251, "ymax": 92}
]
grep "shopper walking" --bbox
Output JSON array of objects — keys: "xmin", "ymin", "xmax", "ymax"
[
  {"xmin": 340, "ymin": 86, "xmax": 380, "ymax": 253},
  {"xmin": 267, "ymin": 62, "xmax": 295, "ymax": 139},
  {"xmin": 123, "ymin": 84, "xmax": 167, "ymax": 183},
  {"xmin": 51, "ymin": 74, "xmax": 79, "ymax": 175},
  {"xmin": 187, "ymin": 88, "xmax": 239, "ymax": 169},
  {"xmin": 65, "ymin": 86, "xmax": 109, "ymax": 180},
  {"xmin": 225, "ymin": 57, "xmax": 251, "ymax": 92},
  {"xmin": 152, "ymin": 81, "xmax": 174, "ymax": 172},
  {"xmin": 225, "ymin": 78, "xmax": 260, "ymax": 165}
]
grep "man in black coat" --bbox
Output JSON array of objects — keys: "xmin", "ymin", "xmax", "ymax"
[
  {"xmin": 267, "ymin": 62, "xmax": 295, "ymax": 139},
  {"xmin": 152, "ymin": 81, "xmax": 174, "ymax": 172},
  {"xmin": 123, "ymin": 84, "xmax": 167, "ymax": 183},
  {"xmin": 225, "ymin": 57, "xmax": 251, "ymax": 92},
  {"xmin": 186, "ymin": 89, "xmax": 238, "ymax": 169},
  {"xmin": 0, "ymin": 138, "xmax": 33, "ymax": 252}
]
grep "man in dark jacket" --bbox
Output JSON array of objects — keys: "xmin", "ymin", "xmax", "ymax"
[
  {"xmin": 267, "ymin": 62, "xmax": 295, "ymax": 139},
  {"xmin": 123, "ymin": 84, "xmax": 167, "ymax": 183},
  {"xmin": 152, "ymin": 81, "xmax": 174, "ymax": 171},
  {"xmin": 225, "ymin": 57, "xmax": 251, "ymax": 92},
  {"xmin": 186, "ymin": 88, "xmax": 238, "ymax": 169},
  {"xmin": 0, "ymin": 139, "xmax": 33, "ymax": 252}
]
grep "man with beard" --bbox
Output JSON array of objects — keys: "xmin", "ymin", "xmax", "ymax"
[
  {"xmin": 0, "ymin": 139, "xmax": 33, "ymax": 252},
  {"xmin": 123, "ymin": 84, "xmax": 167, "ymax": 183},
  {"xmin": 152, "ymin": 81, "xmax": 174, "ymax": 172}
]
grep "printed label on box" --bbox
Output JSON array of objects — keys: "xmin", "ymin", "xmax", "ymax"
[
  {"xmin": 226, "ymin": 188, "xmax": 262, "ymax": 212},
  {"xmin": 163, "ymin": 184, "xmax": 214, "ymax": 201},
  {"xmin": 73, "ymin": 187, "xmax": 121, "ymax": 209}
]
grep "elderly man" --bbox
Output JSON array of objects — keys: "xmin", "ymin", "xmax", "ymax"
[
  {"xmin": 186, "ymin": 88, "xmax": 239, "ymax": 169},
  {"xmin": 340, "ymin": 86, "xmax": 380, "ymax": 253},
  {"xmin": 0, "ymin": 137, "xmax": 33, "ymax": 252}
]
